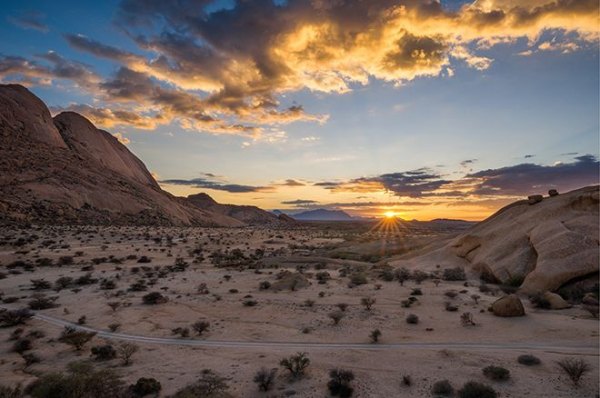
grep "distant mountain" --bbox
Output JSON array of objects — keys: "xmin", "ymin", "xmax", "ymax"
[
  {"xmin": 0, "ymin": 84, "xmax": 280, "ymax": 227},
  {"xmin": 291, "ymin": 208, "xmax": 355, "ymax": 221},
  {"xmin": 186, "ymin": 193, "xmax": 294, "ymax": 225}
]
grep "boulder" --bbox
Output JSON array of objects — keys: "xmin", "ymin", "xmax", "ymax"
[
  {"xmin": 528, "ymin": 195, "xmax": 543, "ymax": 205},
  {"xmin": 542, "ymin": 291, "xmax": 571, "ymax": 309},
  {"xmin": 582, "ymin": 293, "xmax": 599, "ymax": 306},
  {"xmin": 548, "ymin": 189, "xmax": 559, "ymax": 197},
  {"xmin": 491, "ymin": 295, "xmax": 525, "ymax": 317}
]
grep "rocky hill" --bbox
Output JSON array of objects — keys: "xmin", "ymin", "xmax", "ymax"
[
  {"xmin": 0, "ymin": 84, "xmax": 277, "ymax": 227},
  {"xmin": 186, "ymin": 193, "xmax": 294, "ymax": 225},
  {"xmin": 391, "ymin": 186, "xmax": 599, "ymax": 293}
]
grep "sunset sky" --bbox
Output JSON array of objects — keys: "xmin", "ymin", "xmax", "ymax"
[{"xmin": 1, "ymin": 0, "xmax": 598, "ymax": 220}]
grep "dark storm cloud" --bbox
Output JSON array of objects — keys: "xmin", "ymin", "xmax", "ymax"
[
  {"xmin": 281, "ymin": 199, "xmax": 319, "ymax": 206},
  {"xmin": 466, "ymin": 155, "xmax": 599, "ymax": 195},
  {"xmin": 160, "ymin": 177, "xmax": 272, "ymax": 193}
]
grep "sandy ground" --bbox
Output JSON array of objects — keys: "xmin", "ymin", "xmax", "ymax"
[{"xmin": 0, "ymin": 225, "xmax": 598, "ymax": 397}]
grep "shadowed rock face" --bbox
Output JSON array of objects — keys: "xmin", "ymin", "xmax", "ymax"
[
  {"xmin": 0, "ymin": 84, "xmax": 252, "ymax": 226},
  {"xmin": 186, "ymin": 193, "xmax": 290, "ymax": 226},
  {"xmin": 451, "ymin": 185, "xmax": 599, "ymax": 293}
]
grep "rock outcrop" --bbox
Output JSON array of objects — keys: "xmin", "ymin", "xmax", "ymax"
[
  {"xmin": 390, "ymin": 186, "xmax": 599, "ymax": 294},
  {"xmin": 185, "ymin": 193, "xmax": 292, "ymax": 226},
  {"xmin": 491, "ymin": 295, "xmax": 525, "ymax": 317},
  {"xmin": 450, "ymin": 186, "xmax": 599, "ymax": 293},
  {"xmin": 0, "ymin": 84, "xmax": 277, "ymax": 227}
]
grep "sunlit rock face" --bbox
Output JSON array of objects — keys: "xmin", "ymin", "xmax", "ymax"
[{"xmin": 0, "ymin": 84, "xmax": 247, "ymax": 226}]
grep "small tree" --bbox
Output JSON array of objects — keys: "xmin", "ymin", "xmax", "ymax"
[
  {"xmin": 253, "ymin": 367, "xmax": 277, "ymax": 391},
  {"xmin": 280, "ymin": 352, "xmax": 310, "ymax": 379},
  {"xmin": 557, "ymin": 358, "xmax": 590, "ymax": 386},
  {"xmin": 142, "ymin": 292, "xmax": 168, "ymax": 305},
  {"xmin": 370, "ymin": 329, "xmax": 381, "ymax": 343},
  {"xmin": 329, "ymin": 311, "xmax": 345, "ymax": 325},
  {"xmin": 59, "ymin": 327, "xmax": 96, "ymax": 351},
  {"xmin": 471, "ymin": 294, "xmax": 481, "ymax": 304},
  {"xmin": 118, "ymin": 342, "xmax": 139, "ymax": 366},
  {"xmin": 328, "ymin": 368, "xmax": 355, "ymax": 397},
  {"xmin": 130, "ymin": 377, "xmax": 161, "ymax": 397},
  {"xmin": 91, "ymin": 345, "xmax": 117, "ymax": 361},
  {"xmin": 361, "ymin": 297, "xmax": 376, "ymax": 311},
  {"xmin": 395, "ymin": 267, "xmax": 410, "ymax": 286},
  {"xmin": 192, "ymin": 320, "xmax": 210, "ymax": 336}
]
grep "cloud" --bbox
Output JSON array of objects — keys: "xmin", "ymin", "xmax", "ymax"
[
  {"xmin": 159, "ymin": 177, "xmax": 272, "ymax": 193},
  {"xmin": 281, "ymin": 199, "xmax": 319, "ymax": 206},
  {"xmin": 465, "ymin": 155, "xmax": 599, "ymax": 195},
  {"xmin": 460, "ymin": 159, "xmax": 478, "ymax": 167},
  {"xmin": 2, "ymin": 0, "xmax": 597, "ymax": 135},
  {"xmin": 0, "ymin": 52, "xmax": 100, "ymax": 89},
  {"xmin": 8, "ymin": 11, "xmax": 49, "ymax": 33},
  {"xmin": 316, "ymin": 168, "xmax": 452, "ymax": 197},
  {"xmin": 112, "ymin": 132, "xmax": 130, "ymax": 145},
  {"xmin": 277, "ymin": 179, "xmax": 306, "ymax": 187},
  {"xmin": 311, "ymin": 155, "xmax": 599, "ymax": 199}
]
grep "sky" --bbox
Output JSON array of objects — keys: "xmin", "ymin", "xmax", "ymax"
[{"xmin": 0, "ymin": 0, "xmax": 598, "ymax": 220}]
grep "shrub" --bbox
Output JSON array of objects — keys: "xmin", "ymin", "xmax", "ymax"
[
  {"xmin": 30, "ymin": 279, "xmax": 52, "ymax": 291},
  {"xmin": 445, "ymin": 302, "xmax": 458, "ymax": 312},
  {"xmin": 58, "ymin": 327, "xmax": 96, "ymax": 351},
  {"xmin": 461, "ymin": 312, "xmax": 475, "ymax": 326},
  {"xmin": 243, "ymin": 299, "xmax": 257, "ymax": 307},
  {"xmin": 117, "ymin": 342, "xmax": 139, "ymax": 366},
  {"xmin": 12, "ymin": 338, "xmax": 32, "ymax": 354},
  {"xmin": 517, "ymin": 354, "xmax": 541, "ymax": 366},
  {"xmin": 482, "ymin": 365, "xmax": 510, "ymax": 381},
  {"xmin": 328, "ymin": 369, "xmax": 355, "ymax": 397},
  {"xmin": 395, "ymin": 267, "xmax": 411, "ymax": 285},
  {"xmin": 349, "ymin": 273, "xmax": 368, "ymax": 286},
  {"xmin": 0, "ymin": 385, "xmax": 23, "ymax": 398},
  {"xmin": 130, "ymin": 377, "xmax": 161, "ymax": 397},
  {"xmin": 26, "ymin": 361, "xmax": 125, "ymax": 398},
  {"xmin": 142, "ymin": 292, "xmax": 168, "ymax": 305},
  {"xmin": 137, "ymin": 256, "xmax": 152, "ymax": 263},
  {"xmin": 412, "ymin": 270, "xmax": 429, "ymax": 284},
  {"xmin": 259, "ymin": 281, "xmax": 271, "ymax": 290},
  {"xmin": 458, "ymin": 381, "xmax": 497, "ymax": 398},
  {"xmin": 406, "ymin": 314, "xmax": 419, "ymax": 324},
  {"xmin": 444, "ymin": 290, "xmax": 458, "ymax": 299},
  {"xmin": 556, "ymin": 358, "xmax": 590, "ymax": 386},
  {"xmin": 410, "ymin": 288, "xmax": 422, "ymax": 296},
  {"xmin": 505, "ymin": 273, "xmax": 525, "ymax": 287},
  {"xmin": 192, "ymin": 320, "xmax": 210, "ymax": 336},
  {"xmin": 442, "ymin": 267, "xmax": 466, "ymax": 281},
  {"xmin": 253, "ymin": 367, "xmax": 277, "ymax": 391},
  {"xmin": 108, "ymin": 323, "xmax": 120, "ymax": 332},
  {"xmin": 471, "ymin": 294, "xmax": 481, "ymax": 304},
  {"xmin": 530, "ymin": 293, "xmax": 552, "ymax": 309},
  {"xmin": 432, "ymin": 380, "xmax": 453, "ymax": 396},
  {"xmin": 0, "ymin": 309, "xmax": 33, "ymax": 328},
  {"xmin": 361, "ymin": 297, "xmax": 376, "ymax": 311},
  {"xmin": 28, "ymin": 294, "xmax": 58, "ymax": 310},
  {"xmin": 91, "ymin": 345, "xmax": 117, "ymax": 361},
  {"xmin": 336, "ymin": 303, "xmax": 348, "ymax": 312},
  {"xmin": 280, "ymin": 352, "xmax": 310, "ymax": 379},
  {"xmin": 171, "ymin": 369, "xmax": 229, "ymax": 397},
  {"xmin": 329, "ymin": 311, "xmax": 345, "ymax": 325},
  {"xmin": 370, "ymin": 329, "xmax": 381, "ymax": 343}
]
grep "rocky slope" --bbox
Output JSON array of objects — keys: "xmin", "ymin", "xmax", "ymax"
[
  {"xmin": 391, "ymin": 186, "xmax": 599, "ymax": 293},
  {"xmin": 186, "ymin": 193, "xmax": 293, "ymax": 225},
  {"xmin": 0, "ymin": 84, "xmax": 274, "ymax": 227}
]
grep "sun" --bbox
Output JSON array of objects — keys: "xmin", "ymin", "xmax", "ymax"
[{"xmin": 384, "ymin": 210, "xmax": 397, "ymax": 219}]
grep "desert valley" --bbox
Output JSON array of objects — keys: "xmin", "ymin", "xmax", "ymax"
[
  {"xmin": 0, "ymin": 85, "xmax": 598, "ymax": 397},
  {"xmin": 0, "ymin": 1, "xmax": 599, "ymax": 397}
]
